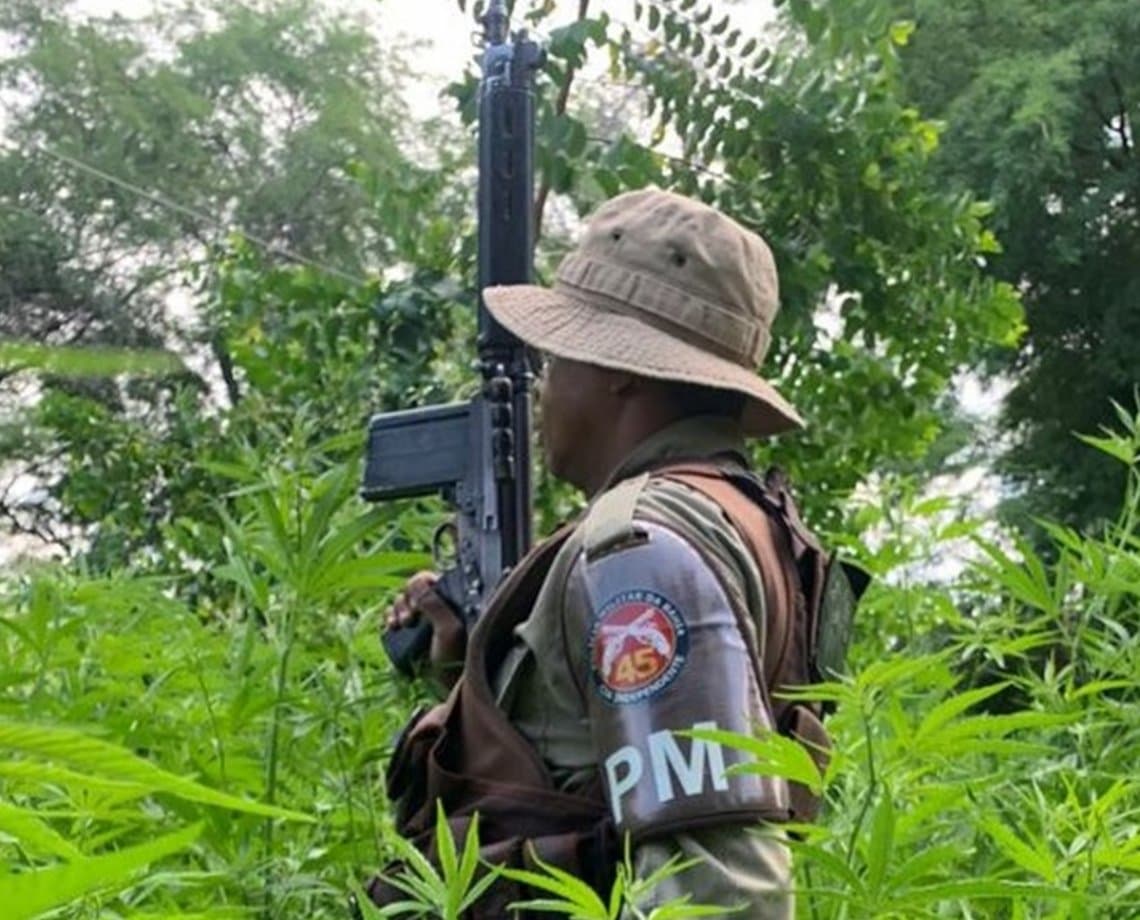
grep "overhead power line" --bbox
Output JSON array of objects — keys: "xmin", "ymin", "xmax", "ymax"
[
  {"xmin": 5, "ymin": 15, "xmax": 773, "ymax": 286},
  {"xmin": 23, "ymin": 142, "xmax": 373, "ymax": 289}
]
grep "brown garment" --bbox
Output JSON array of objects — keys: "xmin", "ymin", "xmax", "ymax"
[
  {"xmin": 654, "ymin": 463, "xmax": 833, "ymax": 823},
  {"xmin": 372, "ymin": 451, "xmax": 835, "ymax": 917},
  {"xmin": 374, "ymin": 525, "xmax": 618, "ymax": 917}
]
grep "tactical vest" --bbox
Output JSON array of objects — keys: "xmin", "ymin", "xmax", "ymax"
[{"xmin": 368, "ymin": 463, "xmax": 860, "ymax": 917}]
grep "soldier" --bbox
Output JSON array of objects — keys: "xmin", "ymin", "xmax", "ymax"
[{"xmin": 372, "ymin": 188, "xmax": 843, "ymax": 917}]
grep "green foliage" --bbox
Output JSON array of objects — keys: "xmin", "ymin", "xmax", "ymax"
[
  {"xmin": 685, "ymin": 725, "xmax": 824, "ymax": 797},
  {"xmin": 4, "ymin": 0, "xmax": 1027, "ymax": 561},
  {"xmin": 3, "ymin": 236, "xmax": 467, "ymax": 573},
  {"xmin": 776, "ymin": 411, "xmax": 1140, "ymax": 917},
  {"xmin": 0, "ymin": 0, "xmax": 469, "ymax": 563},
  {"xmin": 0, "ymin": 721, "xmax": 310, "ymax": 821},
  {"xmin": 0, "ymin": 343, "xmax": 183, "ymax": 378},
  {"xmin": 0, "ymin": 445, "xmax": 428, "ymax": 916},
  {"xmin": 2, "ymin": 1, "xmax": 1134, "ymax": 917},
  {"xmin": 0, "ymin": 0, "xmax": 419, "ymax": 295},
  {"xmin": 501, "ymin": 840, "xmax": 738, "ymax": 919},
  {"xmin": 1, "ymin": 823, "xmax": 205, "ymax": 920},
  {"xmin": 374, "ymin": 806, "xmax": 498, "ymax": 918},
  {"xmin": 4, "ymin": 411, "xmax": 1138, "ymax": 914},
  {"xmin": 500, "ymin": 0, "xmax": 1026, "ymax": 528}
]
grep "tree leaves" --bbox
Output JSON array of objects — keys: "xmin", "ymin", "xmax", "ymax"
[
  {"xmin": 893, "ymin": 0, "xmax": 1140, "ymax": 532},
  {"xmin": 555, "ymin": 0, "xmax": 1027, "ymax": 530}
]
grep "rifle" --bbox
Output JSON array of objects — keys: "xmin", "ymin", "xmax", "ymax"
[{"xmin": 361, "ymin": 1, "xmax": 545, "ymax": 676}]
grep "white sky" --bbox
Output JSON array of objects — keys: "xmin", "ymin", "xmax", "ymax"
[{"xmin": 62, "ymin": 1, "xmax": 777, "ymax": 113}]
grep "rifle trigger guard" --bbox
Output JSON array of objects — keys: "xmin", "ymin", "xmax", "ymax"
[{"xmin": 432, "ymin": 521, "xmax": 460, "ymax": 570}]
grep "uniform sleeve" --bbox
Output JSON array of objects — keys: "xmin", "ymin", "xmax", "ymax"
[
  {"xmin": 631, "ymin": 829, "xmax": 793, "ymax": 919},
  {"xmin": 563, "ymin": 519, "xmax": 791, "ymax": 840}
]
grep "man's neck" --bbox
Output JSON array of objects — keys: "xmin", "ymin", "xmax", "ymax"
[
  {"xmin": 581, "ymin": 414, "xmax": 675, "ymax": 498},
  {"xmin": 583, "ymin": 414, "xmax": 748, "ymax": 498}
]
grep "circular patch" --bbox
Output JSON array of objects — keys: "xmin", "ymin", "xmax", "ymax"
[{"xmin": 589, "ymin": 590, "xmax": 689, "ymax": 705}]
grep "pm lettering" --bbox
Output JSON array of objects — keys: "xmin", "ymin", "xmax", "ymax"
[{"xmin": 603, "ymin": 720, "xmax": 728, "ymax": 825}]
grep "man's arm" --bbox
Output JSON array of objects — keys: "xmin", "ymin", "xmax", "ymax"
[
  {"xmin": 632, "ymin": 829, "xmax": 792, "ymax": 918},
  {"xmin": 382, "ymin": 571, "xmax": 466, "ymax": 690},
  {"xmin": 563, "ymin": 520, "xmax": 794, "ymax": 917}
]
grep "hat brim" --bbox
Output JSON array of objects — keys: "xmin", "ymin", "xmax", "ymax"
[{"xmin": 483, "ymin": 284, "xmax": 804, "ymax": 437}]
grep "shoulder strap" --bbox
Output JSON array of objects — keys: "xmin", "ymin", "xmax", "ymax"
[
  {"xmin": 651, "ymin": 463, "xmax": 803, "ymax": 690},
  {"xmin": 469, "ymin": 523, "xmax": 578, "ymax": 692},
  {"xmin": 391, "ymin": 522, "xmax": 609, "ymax": 840},
  {"xmin": 581, "ymin": 472, "xmax": 651, "ymax": 561},
  {"xmin": 653, "ymin": 462, "xmax": 838, "ymax": 823}
]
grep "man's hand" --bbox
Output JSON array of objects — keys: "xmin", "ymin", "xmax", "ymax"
[{"xmin": 384, "ymin": 571, "xmax": 466, "ymax": 684}]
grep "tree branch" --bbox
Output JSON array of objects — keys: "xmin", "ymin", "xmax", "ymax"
[
  {"xmin": 533, "ymin": 0, "xmax": 591, "ymax": 242},
  {"xmin": 1108, "ymin": 69, "xmax": 1132, "ymax": 157},
  {"xmin": 1084, "ymin": 87, "xmax": 1128, "ymax": 171},
  {"xmin": 211, "ymin": 335, "xmax": 242, "ymax": 408}
]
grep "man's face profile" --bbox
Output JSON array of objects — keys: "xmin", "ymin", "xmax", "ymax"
[{"xmin": 537, "ymin": 354, "xmax": 611, "ymax": 489}]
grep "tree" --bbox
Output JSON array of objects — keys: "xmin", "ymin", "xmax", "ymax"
[
  {"xmin": 0, "ymin": 0, "xmax": 470, "ymax": 560},
  {"xmin": 892, "ymin": 0, "xmax": 1140, "ymax": 531},
  {"xmin": 478, "ymin": 0, "xmax": 1023, "ymax": 529},
  {"xmin": 3, "ymin": 0, "xmax": 1025, "ymax": 571}
]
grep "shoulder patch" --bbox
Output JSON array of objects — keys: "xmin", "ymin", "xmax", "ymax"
[{"xmin": 588, "ymin": 589, "xmax": 690, "ymax": 704}]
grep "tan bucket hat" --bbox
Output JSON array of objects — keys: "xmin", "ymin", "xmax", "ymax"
[{"xmin": 483, "ymin": 187, "xmax": 803, "ymax": 436}]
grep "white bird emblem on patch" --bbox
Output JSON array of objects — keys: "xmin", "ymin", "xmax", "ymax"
[{"xmin": 599, "ymin": 607, "xmax": 673, "ymax": 679}]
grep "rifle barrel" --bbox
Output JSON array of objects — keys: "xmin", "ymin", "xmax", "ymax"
[{"xmin": 483, "ymin": 0, "xmax": 509, "ymax": 45}]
